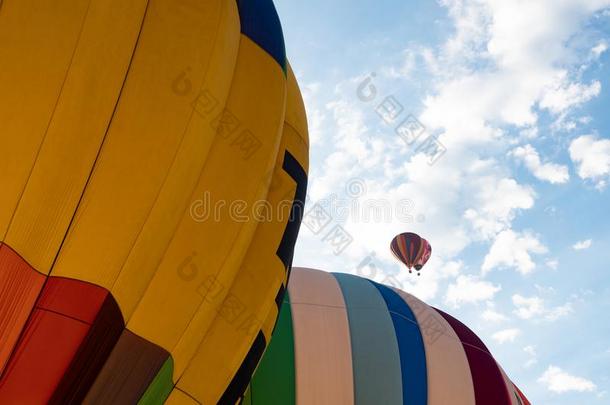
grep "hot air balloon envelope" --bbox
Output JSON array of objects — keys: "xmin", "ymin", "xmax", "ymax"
[
  {"xmin": 391, "ymin": 233, "xmax": 431, "ymax": 274},
  {"xmin": 0, "ymin": 1, "xmax": 308, "ymax": 403}
]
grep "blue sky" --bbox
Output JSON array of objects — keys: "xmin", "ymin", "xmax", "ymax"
[{"xmin": 275, "ymin": 0, "xmax": 610, "ymax": 403}]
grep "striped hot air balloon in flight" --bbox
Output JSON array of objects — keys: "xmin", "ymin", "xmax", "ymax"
[{"xmin": 391, "ymin": 233, "xmax": 432, "ymax": 275}]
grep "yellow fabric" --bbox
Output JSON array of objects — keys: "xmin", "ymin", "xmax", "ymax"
[
  {"xmin": 0, "ymin": 0, "xmax": 90, "ymax": 242},
  {"xmin": 52, "ymin": 0, "xmax": 237, "ymax": 307},
  {"xmin": 1, "ymin": 0, "xmax": 147, "ymax": 272},
  {"xmin": 175, "ymin": 69, "xmax": 309, "ymax": 401},
  {"xmin": 0, "ymin": 0, "xmax": 308, "ymax": 402}
]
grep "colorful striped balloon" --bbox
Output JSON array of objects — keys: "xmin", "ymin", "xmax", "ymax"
[
  {"xmin": 243, "ymin": 268, "xmax": 531, "ymax": 405},
  {"xmin": 414, "ymin": 238, "xmax": 432, "ymax": 271},
  {"xmin": 391, "ymin": 233, "xmax": 432, "ymax": 275}
]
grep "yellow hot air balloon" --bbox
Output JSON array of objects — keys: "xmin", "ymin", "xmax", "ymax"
[{"xmin": 0, "ymin": 1, "xmax": 308, "ymax": 404}]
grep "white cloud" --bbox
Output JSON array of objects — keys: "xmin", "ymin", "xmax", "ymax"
[
  {"xmin": 294, "ymin": 0, "xmax": 610, "ymax": 309},
  {"xmin": 569, "ymin": 135, "xmax": 610, "ymax": 189},
  {"xmin": 482, "ymin": 307, "xmax": 509, "ymax": 323},
  {"xmin": 300, "ymin": 82, "xmax": 326, "ymax": 146},
  {"xmin": 381, "ymin": 49, "xmax": 419, "ymax": 79},
  {"xmin": 545, "ymin": 259, "xmax": 559, "ymax": 270},
  {"xmin": 512, "ymin": 294, "xmax": 573, "ymax": 321},
  {"xmin": 513, "ymin": 294, "xmax": 545, "ymax": 319},
  {"xmin": 524, "ymin": 345, "xmax": 537, "ymax": 356},
  {"xmin": 545, "ymin": 302, "xmax": 574, "ymax": 321},
  {"xmin": 464, "ymin": 177, "xmax": 535, "ymax": 239},
  {"xmin": 482, "ymin": 230, "xmax": 548, "ymax": 275},
  {"xmin": 445, "ymin": 275, "xmax": 501, "ymax": 307},
  {"xmin": 540, "ymin": 79, "xmax": 601, "ymax": 114},
  {"xmin": 539, "ymin": 366, "xmax": 597, "ymax": 393},
  {"xmin": 425, "ymin": 0, "xmax": 610, "ymax": 138},
  {"xmin": 492, "ymin": 328, "xmax": 521, "ymax": 344},
  {"xmin": 572, "ymin": 239, "xmax": 593, "ymax": 250},
  {"xmin": 591, "ymin": 41, "xmax": 608, "ymax": 58},
  {"xmin": 511, "ymin": 144, "xmax": 570, "ymax": 184},
  {"xmin": 524, "ymin": 345, "xmax": 538, "ymax": 368}
]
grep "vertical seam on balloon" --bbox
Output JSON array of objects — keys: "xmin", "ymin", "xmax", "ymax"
[
  {"xmin": 0, "ymin": 0, "xmax": 105, "ymax": 383},
  {"xmin": 42, "ymin": 0, "xmax": 152, "ymax": 284},
  {"xmin": 174, "ymin": 386, "xmax": 203, "ymax": 404},
  {"xmin": 333, "ymin": 273, "xmax": 404, "ymax": 405},
  {"xmin": 158, "ymin": 24, "xmax": 284, "ymax": 404},
  {"xmin": 175, "ymin": 148, "xmax": 304, "ymax": 403},
  {"xmin": 0, "ymin": 0, "xmax": 94, "ymax": 244},
  {"xmin": 112, "ymin": 1, "xmax": 241, "ymax": 336},
  {"xmin": 123, "ymin": 33, "xmax": 251, "ymax": 346},
  {"xmin": 163, "ymin": 35, "xmax": 285, "ymax": 345},
  {"xmin": 288, "ymin": 270, "xmax": 353, "ymax": 405},
  {"xmin": 106, "ymin": 0, "xmax": 232, "ymax": 299},
  {"xmin": 168, "ymin": 42, "xmax": 292, "ymax": 397},
  {"xmin": 217, "ymin": 331, "xmax": 267, "ymax": 405},
  {"xmin": 371, "ymin": 281, "xmax": 428, "ymax": 405},
  {"xmin": 247, "ymin": 289, "xmax": 296, "ymax": 405},
  {"xmin": 165, "ymin": 39, "xmax": 291, "ymax": 363},
  {"xmin": 0, "ymin": 0, "xmax": 152, "ymax": 395},
  {"xmin": 497, "ymin": 363, "xmax": 520, "ymax": 405},
  {"xmin": 434, "ymin": 307, "xmax": 512, "ymax": 405}
]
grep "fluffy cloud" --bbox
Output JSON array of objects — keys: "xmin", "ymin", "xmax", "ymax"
[
  {"xmin": 445, "ymin": 275, "xmax": 501, "ymax": 307},
  {"xmin": 539, "ymin": 366, "xmax": 597, "ymax": 393},
  {"xmin": 572, "ymin": 239, "xmax": 593, "ymax": 250},
  {"xmin": 540, "ymin": 79, "xmax": 601, "ymax": 114},
  {"xmin": 492, "ymin": 328, "xmax": 521, "ymax": 344},
  {"xmin": 591, "ymin": 41, "xmax": 608, "ymax": 58},
  {"xmin": 482, "ymin": 230, "xmax": 548, "ymax": 275},
  {"xmin": 545, "ymin": 259, "xmax": 559, "ymax": 270},
  {"xmin": 294, "ymin": 0, "xmax": 609, "ymax": 311},
  {"xmin": 512, "ymin": 294, "xmax": 573, "ymax": 321},
  {"xmin": 425, "ymin": 0, "xmax": 610, "ymax": 137},
  {"xmin": 482, "ymin": 306, "xmax": 509, "ymax": 323},
  {"xmin": 464, "ymin": 178, "xmax": 536, "ymax": 239},
  {"xmin": 569, "ymin": 135, "xmax": 610, "ymax": 189},
  {"xmin": 524, "ymin": 345, "xmax": 538, "ymax": 368},
  {"xmin": 513, "ymin": 294, "xmax": 545, "ymax": 319},
  {"xmin": 300, "ymin": 82, "xmax": 326, "ymax": 146},
  {"xmin": 511, "ymin": 144, "xmax": 570, "ymax": 184}
]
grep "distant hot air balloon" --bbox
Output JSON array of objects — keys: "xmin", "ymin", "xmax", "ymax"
[
  {"xmin": 0, "ymin": 1, "xmax": 308, "ymax": 404},
  {"xmin": 391, "ymin": 233, "xmax": 431, "ymax": 275},
  {"xmin": 414, "ymin": 238, "xmax": 432, "ymax": 271}
]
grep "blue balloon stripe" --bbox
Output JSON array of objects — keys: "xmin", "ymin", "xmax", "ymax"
[
  {"xmin": 236, "ymin": 0, "xmax": 287, "ymax": 72},
  {"xmin": 372, "ymin": 282, "xmax": 428, "ymax": 405}
]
